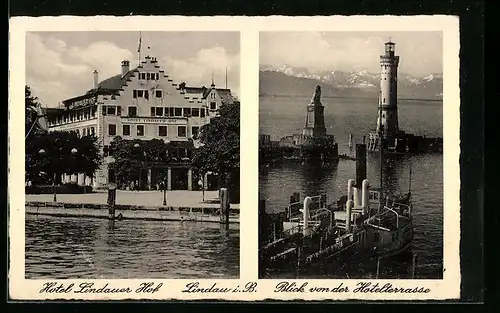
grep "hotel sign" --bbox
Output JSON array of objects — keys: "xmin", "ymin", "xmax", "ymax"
[
  {"xmin": 122, "ymin": 117, "xmax": 187, "ymax": 125},
  {"xmin": 68, "ymin": 96, "xmax": 97, "ymax": 110}
]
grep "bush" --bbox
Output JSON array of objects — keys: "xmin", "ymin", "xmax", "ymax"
[{"xmin": 26, "ymin": 183, "xmax": 93, "ymax": 194}]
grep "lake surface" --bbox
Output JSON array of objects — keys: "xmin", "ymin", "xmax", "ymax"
[
  {"xmin": 259, "ymin": 96, "xmax": 443, "ymax": 279},
  {"xmin": 26, "ymin": 215, "xmax": 239, "ymax": 279}
]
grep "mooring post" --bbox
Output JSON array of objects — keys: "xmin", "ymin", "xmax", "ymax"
[
  {"xmin": 297, "ymin": 245, "xmax": 301, "ymax": 268},
  {"xmin": 220, "ymin": 188, "xmax": 229, "ymax": 224},
  {"xmin": 107, "ymin": 185, "xmax": 116, "ymax": 220},
  {"xmin": 376, "ymin": 257, "xmax": 381, "ymax": 279},
  {"xmin": 412, "ymin": 254, "xmax": 419, "ymax": 279}
]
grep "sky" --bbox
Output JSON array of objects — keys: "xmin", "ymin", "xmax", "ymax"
[
  {"xmin": 260, "ymin": 31, "xmax": 443, "ymax": 76},
  {"xmin": 26, "ymin": 31, "xmax": 240, "ymax": 107}
]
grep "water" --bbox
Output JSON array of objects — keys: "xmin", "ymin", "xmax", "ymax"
[
  {"xmin": 25, "ymin": 215, "xmax": 240, "ymax": 279},
  {"xmin": 259, "ymin": 96, "xmax": 443, "ymax": 279}
]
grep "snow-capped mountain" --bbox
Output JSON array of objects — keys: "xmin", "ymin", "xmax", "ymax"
[{"xmin": 259, "ymin": 64, "xmax": 443, "ymax": 99}]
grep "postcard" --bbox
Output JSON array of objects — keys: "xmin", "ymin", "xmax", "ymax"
[{"xmin": 9, "ymin": 15, "xmax": 460, "ymax": 301}]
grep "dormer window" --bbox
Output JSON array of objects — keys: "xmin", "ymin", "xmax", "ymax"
[{"xmin": 210, "ymin": 102, "xmax": 217, "ymax": 110}]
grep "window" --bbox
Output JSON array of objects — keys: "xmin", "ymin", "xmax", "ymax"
[
  {"xmin": 155, "ymin": 90, "xmax": 163, "ymax": 98},
  {"xmin": 156, "ymin": 107, "xmax": 163, "ymax": 116},
  {"xmin": 107, "ymin": 106, "xmax": 116, "ymax": 115},
  {"xmin": 192, "ymin": 108, "xmax": 200, "ymax": 117},
  {"xmin": 141, "ymin": 73, "xmax": 146, "ymax": 80},
  {"xmin": 383, "ymin": 98, "xmax": 386, "ymax": 103},
  {"xmin": 147, "ymin": 73, "xmax": 151, "ymax": 80},
  {"xmin": 128, "ymin": 106, "xmax": 137, "ymax": 117},
  {"xmin": 137, "ymin": 125, "xmax": 145, "ymax": 136},
  {"xmin": 164, "ymin": 108, "xmax": 170, "ymax": 117},
  {"xmin": 133, "ymin": 90, "xmax": 137, "ymax": 98},
  {"xmin": 83, "ymin": 128, "xmax": 87, "ymax": 136},
  {"xmin": 159, "ymin": 125, "xmax": 168, "ymax": 137},
  {"xmin": 210, "ymin": 102, "xmax": 217, "ymax": 110},
  {"xmin": 169, "ymin": 108, "xmax": 175, "ymax": 117},
  {"xmin": 178, "ymin": 126, "xmax": 187, "ymax": 137},
  {"xmin": 183, "ymin": 108, "xmax": 191, "ymax": 117},
  {"xmin": 102, "ymin": 105, "xmax": 107, "ymax": 115},
  {"xmin": 123, "ymin": 125, "xmax": 130, "ymax": 136},
  {"xmin": 174, "ymin": 108, "xmax": 182, "ymax": 117},
  {"xmin": 200, "ymin": 108, "xmax": 206, "ymax": 118},
  {"xmin": 91, "ymin": 127, "xmax": 95, "ymax": 136},
  {"xmin": 108, "ymin": 124, "xmax": 116, "ymax": 136},
  {"xmin": 76, "ymin": 129, "xmax": 80, "ymax": 137},
  {"xmin": 156, "ymin": 73, "xmax": 159, "ymax": 80},
  {"xmin": 144, "ymin": 90, "xmax": 149, "ymax": 100},
  {"xmin": 192, "ymin": 126, "xmax": 199, "ymax": 139},
  {"xmin": 117, "ymin": 106, "xmax": 121, "ymax": 116}
]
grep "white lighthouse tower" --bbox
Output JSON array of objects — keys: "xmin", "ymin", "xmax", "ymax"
[{"xmin": 376, "ymin": 40, "xmax": 400, "ymax": 140}]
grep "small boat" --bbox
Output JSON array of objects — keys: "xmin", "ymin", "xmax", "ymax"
[{"xmin": 260, "ymin": 140, "xmax": 414, "ymax": 273}]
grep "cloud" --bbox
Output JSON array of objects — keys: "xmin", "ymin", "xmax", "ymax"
[
  {"xmin": 260, "ymin": 32, "xmax": 443, "ymax": 76},
  {"xmin": 26, "ymin": 34, "xmax": 240, "ymax": 107},
  {"xmin": 162, "ymin": 46, "xmax": 240, "ymax": 95}
]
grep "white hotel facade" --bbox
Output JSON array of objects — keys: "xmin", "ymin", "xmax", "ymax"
[{"xmin": 45, "ymin": 55, "xmax": 235, "ymax": 190}]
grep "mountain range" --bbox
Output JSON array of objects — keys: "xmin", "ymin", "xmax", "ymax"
[{"xmin": 259, "ymin": 64, "xmax": 443, "ymax": 100}]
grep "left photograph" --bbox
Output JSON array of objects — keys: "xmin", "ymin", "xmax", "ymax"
[{"xmin": 24, "ymin": 31, "xmax": 240, "ymax": 279}]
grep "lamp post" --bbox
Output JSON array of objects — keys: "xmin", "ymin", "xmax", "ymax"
[
  {"xmin": 38, "ymin": 146, "xmax": 78, "ymax": 202},
  {"xmin": 162, "ymin": 139, "xmax": 170, "ymax": 205},
  {"xmin": 133, "ymin": 143, "xmax": 144, "ymax": 190}
]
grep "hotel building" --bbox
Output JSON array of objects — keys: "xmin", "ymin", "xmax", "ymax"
[{"xmin": 45, "ymin": 55, "xmax": 235, "ymax": 190}]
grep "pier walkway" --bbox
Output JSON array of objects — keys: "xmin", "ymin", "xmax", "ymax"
[{"xmin": 26, "ymin": 190, "xmax": 239, "ymax": 210}]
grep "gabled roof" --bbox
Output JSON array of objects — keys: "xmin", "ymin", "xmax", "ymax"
[
  {"xmin": 217, "ymin": 89, "xmax": 234, "ymax": 104},
  {"xmin": 201, "ymin": 87, "xmax": 234, "ymax": 104},
  {"xmin": 86, "ymin": 68, "xmax": 138, "ymax": 94},
  {"xmin": 183, "ymin": 86, "xmax": 207, "ymax": 94}
]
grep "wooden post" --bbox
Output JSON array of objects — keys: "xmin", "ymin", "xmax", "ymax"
[
  {"xmin": 220, "ymin": 188, "xmax": 229, "ymax": 224},
  {"xmin": 107, "ymin": 186, "xmax": 116, "ymax": 220},
  {"xmin": 376, "ymin": 257, "xmax": 381, "ymax": 279},
  {"xmin": 412, "ymin": 254, "xmax": 418, "ymax": 279},
  {"xmin": 297, "ymin": 245, "xmax": 301, "ymax": 268}
]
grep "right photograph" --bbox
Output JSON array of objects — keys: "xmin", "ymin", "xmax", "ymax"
[{"xmin": 258, "ymin": 32, "xmax": 443, "ymax": 279}]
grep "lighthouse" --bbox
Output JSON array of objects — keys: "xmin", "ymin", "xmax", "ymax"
[{"xmin": 376, "ymin": 40, "xmax": 400, "ymax": 140}]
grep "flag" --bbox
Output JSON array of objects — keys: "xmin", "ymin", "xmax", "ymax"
[
  {"xmin": 35, "ymin": 104, "xmax": 48, "ymax": 131},
  {"xmin": 137, "ymin": 32, "xmax": 142, "ymax": 53}
]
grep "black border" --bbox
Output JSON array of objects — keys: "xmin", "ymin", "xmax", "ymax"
[{"xmin": 7, "ymin": 0, "xmax": 485, "ymax": 307}]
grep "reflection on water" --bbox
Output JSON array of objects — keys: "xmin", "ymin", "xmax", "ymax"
[
  {"xmin": 259, "ymin": 96, "xmax": 443, "ymax": 279},
  {"xmin": 26, "ymin": 215, "xmax": 239, "ymax": 279}
]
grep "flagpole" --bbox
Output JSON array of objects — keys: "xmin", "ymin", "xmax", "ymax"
[{"xmin": 138, "ymin": 31, "xmax": 142, "ymax": 66}]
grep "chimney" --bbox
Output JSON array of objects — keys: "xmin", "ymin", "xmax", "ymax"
[
  {"xmin": 93, "ymin": 70, "xmax": 99, "ymax": 89},
  {"xmin": 121, "ymin": 60, "xmax": 130, "ymax": 77}
]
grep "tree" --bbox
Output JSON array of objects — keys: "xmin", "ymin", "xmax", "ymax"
[
  {"xmin": 192, "ymin": 101, "xmax": 240, "ymax": 203},
  {"xmin": 26, "ymin": 131, "xmax": 103, "ymax": 185},
  {"xmin": 26, "ymin": 86, "xmax": 40, "ymax": 135}
]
